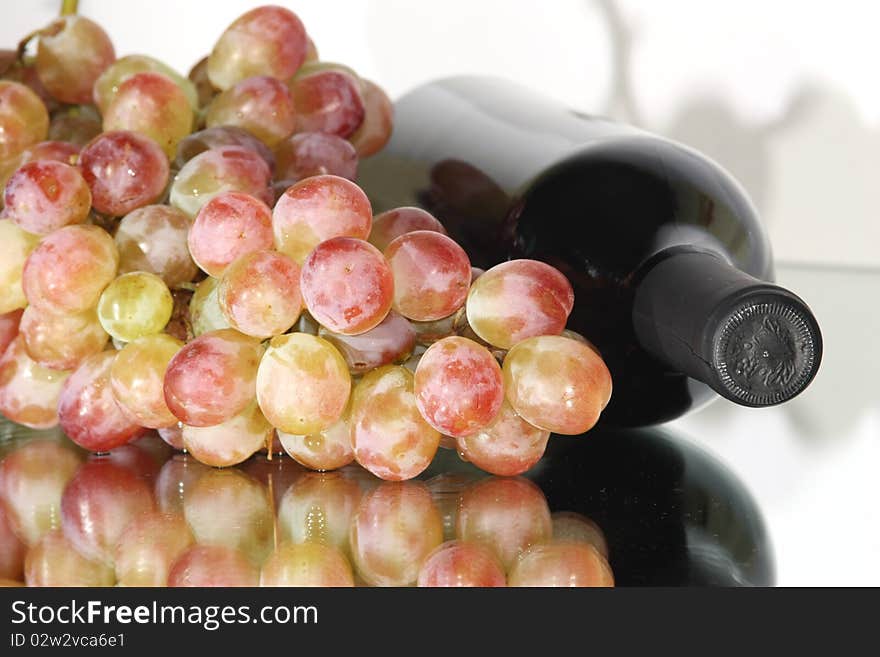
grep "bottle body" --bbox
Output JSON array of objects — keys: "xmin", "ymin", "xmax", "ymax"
[{"xmin": 359, "ymin": 76, "xmax": 818, "ymax": 426}]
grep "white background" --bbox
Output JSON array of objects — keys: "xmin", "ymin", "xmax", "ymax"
[{"xmin": 3, "ymin": 0, "xmax": 878, "ymax": 585}]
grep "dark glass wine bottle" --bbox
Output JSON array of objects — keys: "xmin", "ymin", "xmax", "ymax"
[{"xmin": 359, "ymin": 76, "xmax": 822, "ymax": 426}]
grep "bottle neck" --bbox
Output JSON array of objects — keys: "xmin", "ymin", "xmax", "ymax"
[{"xmin": 632, "ymin": 249, "xmax": 822, "ymax": 407}]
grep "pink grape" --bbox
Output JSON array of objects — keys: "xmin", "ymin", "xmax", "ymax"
[
  {"xmin": 384, "ymin": 230, "xmax": 471, "ymax": 321},
  {"xmin": 79, "ymin": 130, "xmax": 169, "ymax": 216},
  {"xmin": 300, "ymin": 237, "xmax": 393, "ymax": 335},
  {"xmin": 466, "ymin": 259, "xmax": 575, "ymax": 349},
  {"xmin": 318, "ymin": 309, "xmax": 416, "ymax": 375},
  {"xmin": 350, "ymin": 366, "xmax": 441, "ymax": 481},
  {"xmin": 0, "ymin": 309, "xmax": 23, "ymax": 356},
  {"xmin": 21, "ymin": 224, "xmax": 118, "ymax": 314},
  {"xmin": 3, "ymin": 160, "xmax": 90, "ymax": 235},
  {"xmin": 163, "ymin": 328, "xmax": 263, "ymax": 427},
  {"xmin": 114, "ymin": 511, "xmax": 194, "ymax": 587},
  {"xmin": 115, "ymin": 205, "xmax": 198, "ymax": 287},
  {"xmin": 188, "ymin": 191, "xmax": 274, "ymax": 277},
  {"xmin": 413, "ymin": 336, "xmax": 504, "ymax": 438},
  {"xmin": 349, "ymin": 482, "xmax": 443, "ymax": 586},
  {"xmin": 274, "ymin": 132, "xmax": 358, "ymax": 183},
  {"xmin": 58, "ymin": 351, "xmax": 146, "ymax": 452},
  {"xmin": 503, "ymin": 335, "xmax": 613, "ymax": 435},
  {"xmin": 272, "ymin": 174, "xmax": 372, "ymax": 263},
  {"xmin": 456, "ymin": 400, "xmax": 550, "ymax": 477},
  {"xmin": 256, "ymin": 333, "xmax": 351, "ymax": 435},
  {"xmin": 0, "ymin": 220, "xmax": 40, "ymax": 315},
  {"xmin": 217, "ymin": 249, "xmax": 302, "ymax": 339},
  {"xmin": 167, "ymin": 545, "xmax": 258, "ymax": 587},
  {"xmin": 35, "ymin": 15, "xmax": 115, "ymax": 105},
  {"xmin": 175, "ymin": 125, "xmax": 274, "ymax": 171},
  {"xmin": 0, "ymin": 81, "xmax": 49, "ymax": 162},
  {"xmin": 277, "ymin": 472, "xmax": 362, "ymax": 554},
  {"xmin": 551, "ymin": 511, "xmax": 609, "ymax": 559},
  {"xmin": 349, "ymin": 79, "xmax": 393, "ymax": 157},
  {"xmin": 260, "ymin": 543, "xmax": 355, "ymax": 587},
  {"xmin": 110, "ymin": 333, "xmax": 183, "ymax": 429},
  {"xmin": 93, "ymin": 54, "xmax": 198, "ymax": 114},
  {"xmin": 170, "ymin": 145, "xmax": 272, "ymax": 218},
  {"xmin": 456, "ymin": 477, "xmax": 552, "ymax": 570},
  {"xmin": 103, "ymin": 71, "xmax": 194, "ymax": 158},
  {"xmin": 181, "ymin": 401, "xmax": 272, "ymax": 467},
  {"xmin": 278, "ymin": 412, "xmax": 355, "ymax": 472},
  {"xmin": 508, "ymin": 543, "xmax": 614, "ymax": 587},
  {"xmin": 21, "ymin": 140, "xmax": 80, "ymax": 164},
  {"xmin": 207, "ymin": 6, "xmax": 307, "ymax": 91},
  {"xmin": 290, "ymin": 67, "xmax": 365, "ymax": 138},
  {"xmin": 206, "ymin": 75, "xmax": 296, "ymax": 147},
  {"xmin": 24, "ymin": 530, "xmax": 115, "ymax": 587},
  {"xmin": 189, "ymin": 277, "xmax": 230, "ymax": 337},
  {"xmin": 368, "ymin": 206, "xmax": 447, "ymax": 252},
  {"xmin": 19, "ymin": 305, "xmax": 109, "ymax": 371},
  {"xmin": 0, "ymin": 336, "xmax": 70, "ymax": 429},
  {"xmin": 417, "ymin": 540, "xmax": 506, "ymax": 587}
]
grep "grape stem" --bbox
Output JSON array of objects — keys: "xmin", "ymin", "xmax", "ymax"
[{"xmin": 60, "ymin": 0, "xmax": 78, "ymax": 16}]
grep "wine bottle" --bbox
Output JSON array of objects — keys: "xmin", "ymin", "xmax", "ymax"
[{"xmin": 358, "ymin": 76, "xmax": 822, "ymax": 426}]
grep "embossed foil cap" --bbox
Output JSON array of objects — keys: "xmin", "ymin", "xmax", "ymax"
[{"xmin": 633, "ymin": 250, "xmax": 822, "ymax": 408}]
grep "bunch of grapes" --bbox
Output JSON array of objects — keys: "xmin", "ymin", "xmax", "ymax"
[{"xmin": 0, "ymin": 5, "xmax": 612, "ymax": 482}]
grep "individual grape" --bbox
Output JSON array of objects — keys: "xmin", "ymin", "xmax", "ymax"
[
  {"xmin": 35, "ymin": 15, "xmax": 115, "ymax": 105},
  {"xmin": 0, "ymin": 220, "xmax": 40, "ymax": 314},
  {"xmin": 0, "ymin": 336, "xmax": 70, "ymax": 429},
  {"xmin": 24, "ymin": 530, "xmax": 116, "ymax": 587},
  {"xmin": 272, "ymin": 174, "xmax": 371, "ymax": 264},
  {"xmin": 0, "ymin": 503, "xmax": 26, "ymax": 581},
  {"xmin": 154, "ymin": 454, "xmax": 210, "ymax": 514},
  {"xmin": 206, "ymin": 75, "xmax": 296, "ymax": 147},
  {"xmin": 17, "ymin": 140, "xmax": 80, "ymax": 167},
  {"xmin": 21, "ymin": 224, "xmax": 118, "ymax": 314},
  {"xmin": 114, "ymin": 511, "xmax": 194, "ymax": 587},
  {"xmin": 0, "ymin": 309, "xmax": 22, "ymax": 356},
  {"xmin": 167, "ymin": 545, "xmax": 259, "ymax": 587},
  {"xmin": 256, "ymin": 333, "xmax": 350, "ymax": 435},
  {"xmin": 277, "ymin": 472, "xmax": 361, "ymax": 554},
  {"xmin": 217, "ymin": 249, "xmax": 302, "ymax": 338},
  {"xmin": 174, "ymin": 125, "xmax": 274, "ymax": 171},
  {"xmin": 465, "ymin": 259, "xmax": 575, "ymax": 349},
  {"xmin": 79, "ymin": 130, "xmax": 169, "ymax": 216},
  {"xmin": 110, "ymin": 333, "xmax": 183, "ymax": 429},
  {"xmin": 300, "ymin": 237, "xmax": 393, "ymax": 335},
  {"xmin": 103, "ymin": 72, "xmax": 194, "ymax": 158},
  {"xmin": 349, "ymin": 482, "xmax": 443, "ymax": 587},
  {"xmin": 318, "ymin": 309, "xmax": 416, "ymax": 375},
  {"xmin": 503, "ymin": 335, "xmax": 613, "ymax": 435},
  {"xmin": 417, "ymin": 540, "xmax": 506, "ymax": 587},
  {"xmin": 508, "ymin": 543, "xmax": 614, "ymax": 587},
  {"xmin": 157, "ymin": 424, "xmax": 184, "ymax": 450},
  {"xmin": 93, "ymin": 54, "xmax": 199, "ymax": 114},
  {"xmin": 0, "ymin": 440, "xmax": 82, "ymax": 545},
  {"xmin": 0, "ymin": 81, "xmax": 50, "ymax": 162},
  {"xmin": 19, "ymin": 305, "xmax": 108, "ymax": 371},
  {"xmin": 350, "ymin": 366, "xmax": 441, "ymax": 481},
  {"xmin": 115, "ymin": 205, "xmax": 198, "ymax": 287},
  {"xmin": 182, "ymin": 401, "xmax": 272, "ymax": 467},
  {"xmin": 189, "ymin": 277, "xmax": 229, "ymax": 336},
  {"xmin": 97, "ymin": 272, "xmax": 173, "ymax": 343},
  {"xmin": 47, "ymin": 105, "xmax": 102, "ymax": 147},
  {"xmin": 187, "ymin": 56, "xmax": 216, "ymax": 108},
  {"xmin": 58, "ymin": 351, "xmax": 146, "ymax": 452},
  {"xmin": 348, "ymin": 79, "xmax": 393, "ymax": 158},
  {"xmin": 60, "ymin": 456, "xmax": 155, "ymax": 564},
  {"xmin": 289, "ymin": 67, "xmax": 365, "ymax": 138},
  {"xmin": 3, "ymin": 160, "xmax": 90, "ymax": 235},
  {"xmin": 207, "ymin": 6, "xmax": 307, "ymax": 91},
  {"xmin": 163, "ymin": 328, "xmax": 263, "ymax": 427},
  {"xmin": 274, "ymin": 132, "xmax": 357, "ymax": 183},
  {"xmin": 183, "ymin": 468, "xmax": 273, "ymax": 565},
  {"xmin": 278, "ymin": 411, "xmax": 354, "ymax": 472},
  {"xmin": 261, "ymin": 542, "xmax": 355, "ymax": 587},
  {"xmin": 551, "ymin": 512, "xmax": 609, "ymax": 559},
  {"xmin": 170, "ymin": 145, "xmax": 272, "ymax": 218},
  {"xmin": 455, "ymin": 477, "xmax": 552, "ymax": 570},
  {"xmin": 413, "ymin": 336, "xmax": 504, "ymax": 438},
  {"xmin": 384, "ymin": 230, "xmax": 471, "ymax": 321},
  {"xmin": 368, "ymin": 206, "xmax": 447, "ymax": 252},
  {"xmin": 456, "ymin": 400, "xmax": 549, "ymax": 477}
]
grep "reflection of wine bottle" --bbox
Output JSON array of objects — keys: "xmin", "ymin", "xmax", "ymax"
[{"xmin": 359, "ymin": 77, "xmax": 822, "ymax": 426}]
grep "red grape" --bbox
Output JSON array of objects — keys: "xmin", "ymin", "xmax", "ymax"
[
  {"xmin": 417, "ymin": 540, "xmax": 506, "ymax": 587},
  {"xmin": 368, "ymin": 206, "xmax": 447, "ymax": 252},
  {"xmin": 290, "ymin": 67, "xmax": 365, "ymax": 138},
  {"xmin": 508, "ymin": 543, "xmax": 614, "ymax": 587},
  {"xmin": 206, "ymin": 75, "xmax": 296, "ymax": 147},
  {"xmin": 47, "ymin": 106, "xmax": 102, "ymax": 147},
  {"xmin": 0, "ymin": 336, "xmax": 70, "ymax": 429},
  {"xmin": 456, "ymin": 400, "xmax": 549, "ymax": 476},
  {"xmin": 318, "ymin": 309, "xmax": 416, "ymax": 375},
  {"xmin": 274, "ymin": 131, "xmax": 358, "ymax": 183},
  {"xmin": 349, "ymin": 79, "xmax": 393, "ymax": 158},
  {"xmin": 3, "ymin": 161, "xmax": 90, "ymax": 235}
]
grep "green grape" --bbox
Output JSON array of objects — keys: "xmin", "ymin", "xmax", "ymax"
[
  {"xmin": 97, "ymin": 272, "xmax": 173, "ymax": 342},
  {"xmin": 0, "ymin": 219, "xmax": 40, "ymax": 315}
]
